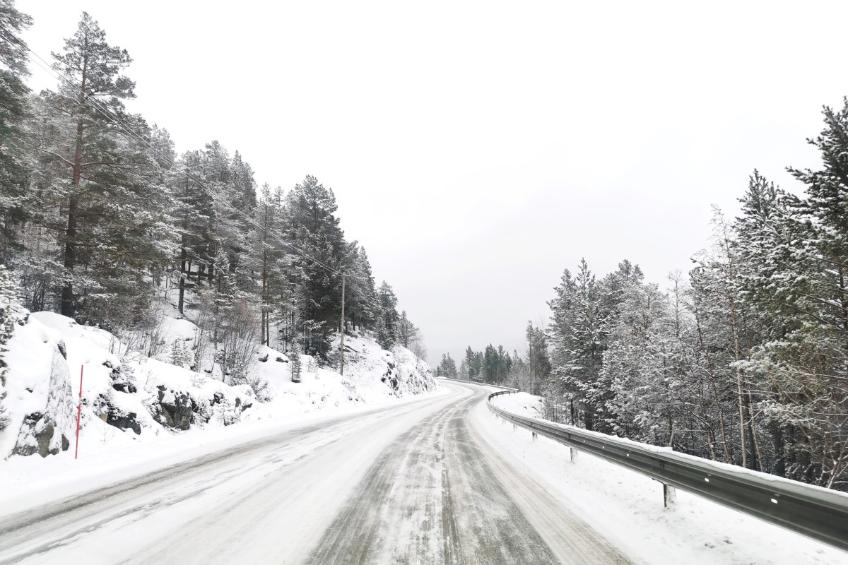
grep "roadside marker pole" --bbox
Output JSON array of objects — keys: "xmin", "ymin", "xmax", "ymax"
[{"xmin": 74, "ymin": 365, "xmax": 83, "ymax": 459}]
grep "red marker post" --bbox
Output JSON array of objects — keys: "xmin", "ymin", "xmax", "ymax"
[{"xmin": 74, "ymin": 365, "xmax": 83, "ymax": 459}]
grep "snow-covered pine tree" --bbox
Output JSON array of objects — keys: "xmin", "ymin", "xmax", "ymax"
[
  {"xmin": 437, "ymin": 353, "xmax": 457, "ymax": 377},
  {"xmin": 601, "ymin": 278, "xmax": 695, "ymax": 448},
  {"xmin": 289, "ymin": 339, "xmax": 302, "ymax": 383},
  {"xmin": 14, "ymin": 13, "xmax": 174, "ymax": 331},
  {"xmin": 252, "ymin": 183, "xmax": 284, "ymax": 345},
  {"xmin": 14, "ymin": 92, "xmax": 76, "ymax": 312},
  {"xmin": 170, "ymin": 339, "xmax": 192, "ymax": 369},
  {"xmin": 730, "ymin": 171, "xmax": 806, "ymax": 475},
  {"xmin": 0, "ymin": 0, "xmax": 33, "ymax": 261},
  {"xmin": 736, "ymin": 101, "xmax": 848, "ymax": 487},
  {"xmin": 49, "ymin": 12, "xmax": 136, "ymax": 318},
  {"xmin": 0, "ymin": 265, "xmax": 24, "ymax": 430},
  {"xmin": 375, "ymin": 281, "xmax": 399, "ymax": 349},
  {"xmin": 281, "ymin": 175, "xmax": 346, "ymax": 358},
  {"xmin": 548, "ymin": 259, "xmax": 609, "ymax": 430},
  {"xmin": 169, "ymin": 150, "xmax": 215, "ymax": 314},
  {"xmin": 344, "ymin": 244, "xmax": 378, "ymax": 331},
  {"xmin": 691, "ymin": 209, "xmax": 764, "ymax": 470},
  {"xmin": 525, "ymin": 322, "xmax": 551, "ymax": 397},
  {"xmin": 398, "ymin": 310, "xmax": 419, "ymax": 348},
  {"xmin": 218, "ymin": 148, "xmax": 257, "ymax": 292}
]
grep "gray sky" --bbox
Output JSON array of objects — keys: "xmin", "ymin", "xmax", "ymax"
[{"xmin": 19, "ymin": 0, "xmax": 848, "ymax": 363}]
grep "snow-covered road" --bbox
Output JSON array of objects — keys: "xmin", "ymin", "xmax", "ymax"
[{"xmin": 0, "ymin": 382, "xmax": 626, "ymax": 564}]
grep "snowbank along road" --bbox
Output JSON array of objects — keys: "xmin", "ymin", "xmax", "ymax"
[{"xmin": 0, "ymin": 381, "xmax": 628, "ymax": 564}]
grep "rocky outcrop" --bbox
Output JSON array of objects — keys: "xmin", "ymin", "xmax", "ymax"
[
  {"xmin": 109, "ymin": 361, "xmax": 137, "ymax": 394},
  {"xmin": 93, "ymin": 393, "xmax": 141, "ymax": 435},
  {"xmin": 148, "ymin": 385, "xmax": 254, "ymax": 430},
  {"xmin": 12, "ymin": 343, "xmax": 74, "ymax": 457},
  {"xmin": 150, "ymin": 386, "xmax": 196, "ymax": 430},
  {"xmin": 380, "ymin": 360, "xmax": 401, "ymax": 393},
  {"xmin": 12, "ymin": 412, "xmax": 70, "ymax": 457}
]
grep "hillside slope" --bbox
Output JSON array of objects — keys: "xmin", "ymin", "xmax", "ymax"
[{"xmin": 0, "ymin": 310, "xmax": 436, "ymax": 462}]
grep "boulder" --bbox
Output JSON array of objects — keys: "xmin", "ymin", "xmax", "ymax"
[
  {"xmin": 12, "ymin": 412, "xmax": 70, "ymax": 457},
  {"xmin": 152, "ymin": 385, "xmax": 195, "ymax": 430},
  {"xmin": 94, "ymin": 394, "xmax": 141, "ymax": 435}
]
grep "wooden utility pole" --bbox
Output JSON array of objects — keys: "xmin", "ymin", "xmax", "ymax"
[{"xmin": 340, "ymin": 274, "xmax": 346, "ymax": 376}]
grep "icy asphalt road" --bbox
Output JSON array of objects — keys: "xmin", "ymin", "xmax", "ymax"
[{"xmin": 0, "ymin": 382, "xmax": 628, "ymax": 564}]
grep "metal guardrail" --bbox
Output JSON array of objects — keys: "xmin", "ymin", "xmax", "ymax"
[
  {"xmin": 486, "ymin": 389, "xmax": 848, "ymax": 552},
  {"xmin": 437, "ymin": 376, "xmax": 517, "ymax": 391}
]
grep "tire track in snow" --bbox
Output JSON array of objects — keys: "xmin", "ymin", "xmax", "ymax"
[
  {"xmin": 0, "ymin": 394, "xmax": 456, "ymax": 565},
  {"xmin": 307, "ymin": 397, "xmax": 464, "ymax": 563},
  {"xmin": 308, "ymin": 387, "xmax": 602, "ymax": 564}
]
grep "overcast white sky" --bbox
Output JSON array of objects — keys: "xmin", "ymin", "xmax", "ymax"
[{"xmin": 19, "ymin": 1, "xmax": 848, "ymax": 363}]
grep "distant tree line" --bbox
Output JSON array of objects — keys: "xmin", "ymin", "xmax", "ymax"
[
  {"xmin": 0, "ymin": 4, "xmax": 424, "ymax": 380},
  {"xmin": 437, "ymin": 324, "xmax": 551, "ymax": 392}
]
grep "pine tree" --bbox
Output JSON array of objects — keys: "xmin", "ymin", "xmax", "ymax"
[
  {"xmin": 171, "ymin": 150, "xmax": 215, "ymax": 314},
  {"xmin": 253, "ymin": 183, "xmax": 284, "ymax": 344},
  {"xmin": 0, "ymin": 0, "xmax": 33, "ymax": 260},
  {"xmin": 522, "ymin": 323, "xmax": 547, "ymax": 394},
  {"xmin": 0, "ymin": 265, "xmax": 23, "ymax": 430},
  {"xmin": 281, "ymin": 175, "xmax": 346, "ymax": 357},
  {"xmin": 170, "ymin": 339, "xmax": 192, "ymax": 369},
  {"xmin": 437, "ymin": 353, "xmax": 457, "ymax": 377},
  {"xmin": 692, "ymin": 209, "xmax": 763, "ymax": 470},
  {"xmin": 463, "ymin": 346, "xmax": 475, "ymax": 380},
  {"xmin": 397, "ymin": 310, "xmax": 419, "ymax": 348},
  {"xmin": 734, "ymin": 100, "xmax": 848, "ymax": 487},
  {"xmin": 13, "ymin": 94, "xmax": 65, "ymax": 312},
  {"xmin": 731, "ymin": 171, "xmax": 805, "ymax": 474},
  {"xmin": 549, "ymin": 259, "xmax": 608, "ymax": 429},
  {"xmin": 50, "ymin": 12, "xmax": 137, "ymax": 317},
  {"xmin": 345, "ymin": 245, "xmax": 377, "ymax": 331},
  {"xmin": 375, "ymin": 281, "xmax": 400, "ymax": 349},
  {"xmin": 602, "ymin": 279, "xmax": 690, "ymax": 446},
  {"xmin": 289, "ymin": 339, "xmax": 302, "ymax": 383}
]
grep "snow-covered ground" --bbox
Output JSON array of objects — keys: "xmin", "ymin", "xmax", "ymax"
[
  {"xmin": 0, "ymin": 306, "xmax": 437, "ymax": 511},
  {"xmin": 482, "ymin": 392, "xmax": 847, "ymax": 565}
]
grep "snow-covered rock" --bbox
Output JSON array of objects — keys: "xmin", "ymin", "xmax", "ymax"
[
  {"xmin": 0, "ymin": 311, "xmax": 436, "ymax": 461},
  {"xmin": 0, "ymin": 313, "xmax": 76, "ymax": 459}
]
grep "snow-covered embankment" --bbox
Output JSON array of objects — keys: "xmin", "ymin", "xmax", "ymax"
[{"xmin": 0, "ymin": 309, "xmax": 436, "ymax": 470}]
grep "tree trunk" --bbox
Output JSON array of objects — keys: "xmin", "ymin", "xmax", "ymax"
[
  {"xmin": 745, "ymin": 390, "xmax": 762, "ymax": 471},
  {"xmin": 178, "ymin": 250, "xmax": 186, "ymax": 314},
  {"xmin": 770, "ymin": 421, "xmax": 786, "ymax": 477},
  {"xmin": 61, "ymin": 45, "xmax": 89, "ymax": 318},
  {"xmin": 178, "ymin": 173, "xmax": 190, "ymax": 314}
]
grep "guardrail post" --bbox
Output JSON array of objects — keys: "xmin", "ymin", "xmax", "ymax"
[
  {"xmin": 569, "ymin": 446, "xmax": 577, "ymax": 463},
  {"xmin": 663, "ymin": 483, "xmax": 676, "ymax": 508}
]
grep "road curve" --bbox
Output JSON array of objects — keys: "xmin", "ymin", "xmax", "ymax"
[{"xmin": 0, "ymin": 382, "xmax": 628, "ymax": 564}]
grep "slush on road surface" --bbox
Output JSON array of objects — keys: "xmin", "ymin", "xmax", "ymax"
[{"xmin": 0, "ymin": 382, "xmax": 627, "ymax": 564}]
